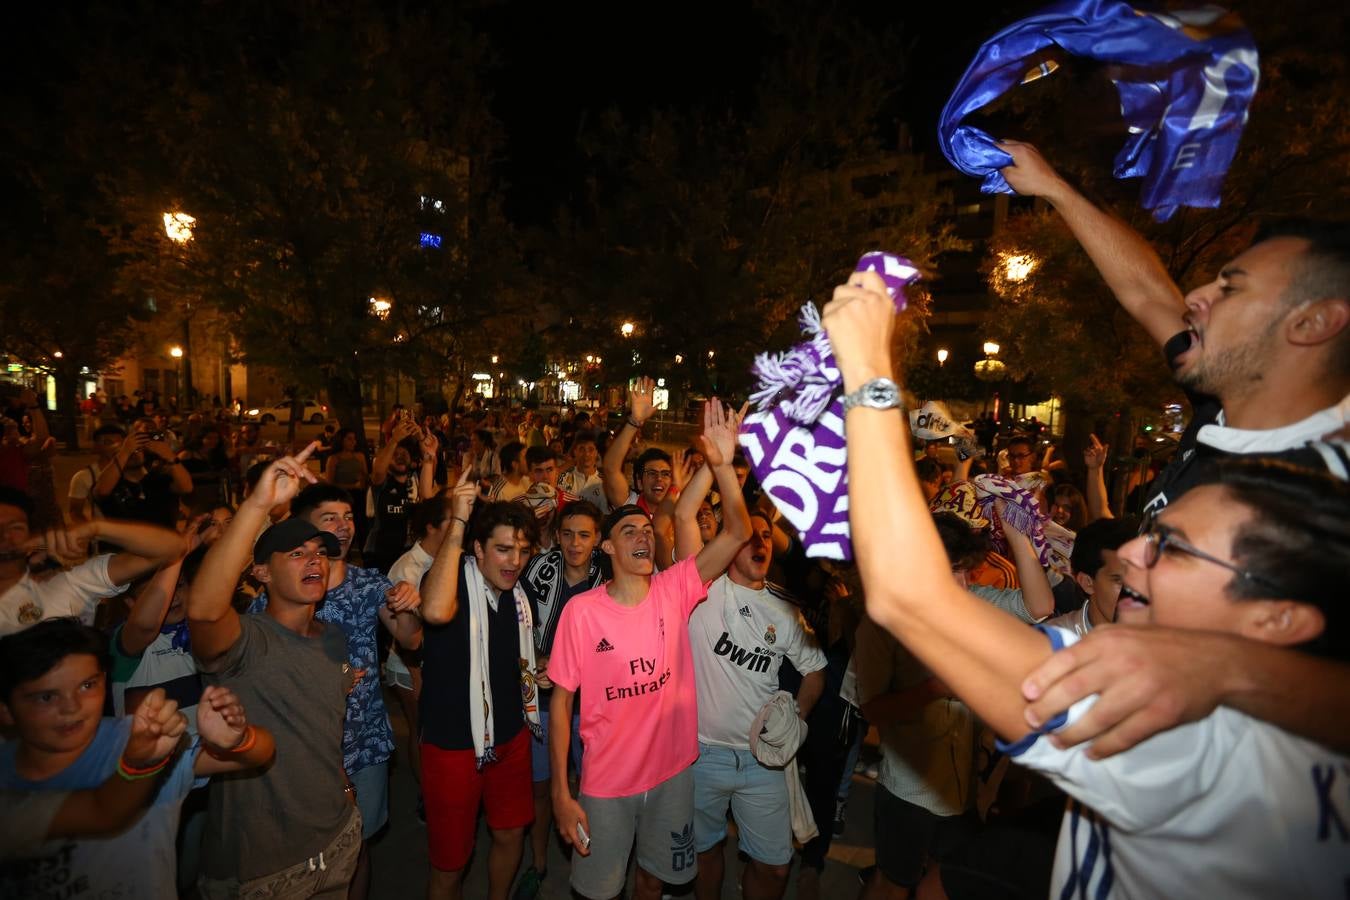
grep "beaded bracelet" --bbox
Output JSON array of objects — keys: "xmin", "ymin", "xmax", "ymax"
[{"xmin": 118, "ymin": 753, "xmax": 172, "ymax": 781}]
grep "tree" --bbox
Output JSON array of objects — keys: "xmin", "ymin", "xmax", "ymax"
[
  {"xmin": 106, "ymin": 2, "xmax": 523, "ymax": 439},
  {"xmin": 537, "ymin": 4, "xmax": 965, "ymax": 398}
]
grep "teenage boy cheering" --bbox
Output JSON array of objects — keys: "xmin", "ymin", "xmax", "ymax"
[
  {"xmin": 822, "ymin": 269, "xmax": 1350, "ymax": 898},
  {"xmin": 0, "ymin": 618, "xmax": 275, "ymax": 897},
  {"xmin": 188, "ymin": 442, "xmax": 364, "ymax": 899},
  {"xmin": 548, "ymin": 398, "xmax": 752, "ymax": 900}
]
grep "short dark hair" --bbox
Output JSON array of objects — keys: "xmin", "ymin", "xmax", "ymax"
[
  {"xmin": 1070, "ymin": 516, "xmax": 1140, "ymax": 577},
  {"xmin": 0, "ymin": 487, "xmax": 34, "ymax": 521},
  {"xmin": 569, "ymin": 430, "xmax": 598, "ymax": 449},
  {"xmin": 410, "ymin": 495, "xmax": 450, "ymax": 538},
  {"xmin": 526, "ymin": 446, "xmax": 558, "ymax": 468},
  {"xmin": 292, "ymin": 483, "xmax": 353, "ymax": 521},
  {"xmin": 93, "ymin": 424, "xmax": 126, "ymax": 440},
  {"xmin": 1006, "ymin": 435, "xmax": 1034, "ymax": 453},
  {"xmin": 1205, "ymin": 460, "xmax": 1350, "ymax": 660},
  {"xmin": 498, "ymin": 441, "xmax": 526, "ymax": 472},
  {"xmin": 470, "ymin": 500, "xmax": 539, "ymax": 552},
  {"xmin": 633, "ymin": 448, "xmax": 673, "ymax": 488},
  {"xmin": 0, "ymin": 618, "xmax": 110, "ymax": 703},
  {"xmin": 473, "ymin": 428, "xmax": 495, "ymax": 449},
  {"xmin": 915, "ymin": 457, "xmax": 943, "ymax": 485},
  {"xmin": 559, "ymin": 499, "xmax": 603, "ymax": 531},
  {"xmin": 602, "ymin": 504, "xmax": 650, "ymax": 539},
  {"xmin": 1254, "ymin": 219, "xmax": 1350, "ymax": 375},
  {"xmin": 932, "ymin": 512, "xmax": 991, "ymax": 572}
]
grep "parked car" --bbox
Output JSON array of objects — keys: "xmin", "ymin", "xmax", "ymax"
[{"xmin": 241, "ymin": 399, "xmax": 330, "ymax": 425}]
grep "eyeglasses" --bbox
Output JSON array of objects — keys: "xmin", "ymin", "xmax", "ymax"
[
  {"xmin": 1140, "ymin": 520, "xmax": 1281, "ymax": 592},
  {"xmin": 1007, "ymin": 451, "xmax": 1033, "ymax": 461},
  {"xmin": 643, "ymin": 469, "xmax": 674, "ymax": 480}
]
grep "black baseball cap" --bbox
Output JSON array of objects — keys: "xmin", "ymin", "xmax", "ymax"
[
  {"xmin": 252, "ymin": 518, "xmax": 340, "ymax": 564},
  {"xmin": 601, "ymin": 504, "xmax": 650, "ymax": 539}
]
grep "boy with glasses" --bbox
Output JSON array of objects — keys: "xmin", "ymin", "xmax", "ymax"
[{"xmin": 823, "ymin": 269, "xmax": 1350, "ymax": 898}]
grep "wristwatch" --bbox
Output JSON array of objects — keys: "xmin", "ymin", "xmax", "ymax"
[{"xmin": 841, "ymin": 377, "xmax": 901, "ymax": 412}]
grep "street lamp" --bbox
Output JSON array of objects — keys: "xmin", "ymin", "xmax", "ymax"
[
  {"xmin": 368, "ymin": 297, "xmax": 391, "ymax": 319},
  {"xmin": 169, "ymin": 346, "xmax": 185, "ymax": 410},
  {"xmin": 1001, "ymin": 254, "xmax": 1036, "ymax": 283},
  {"xmin": 163, "ymin": 211, "xmax": 197, "ymax": 409},
  {"xmin": 936, "ymin": 348, "xmax": 949, "ymax": 367},
  {"xmin": 162, "ymin": 211, "xmax": 196, "ymax": 245},
  {"xmin": 974, "ymin": 340, "xmax": 1006, "ymax": 382},
  {"xmin": 621, "ymin": 322, "xmax": 635, "ymax": 338},
  {"xmin": 674, "ymin": 354, "xmax": 684, "ymax": 365},
  {"xmin": 491, "ymin": 355, "xmax": 499, "ymax": 365}
]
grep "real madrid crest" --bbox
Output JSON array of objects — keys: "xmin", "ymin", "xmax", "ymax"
[
  {"xmin": 764, "ymin": 624, "xmax": 776, "ymax": 645},
  {"xmin": 17, "ymin": 601, "xmax": 42, "ymax": 626}
]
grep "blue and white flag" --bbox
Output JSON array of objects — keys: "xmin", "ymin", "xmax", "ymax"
[{"xmin": 938, "ymin": 1, "xmax": 1259, "ymax": 221}]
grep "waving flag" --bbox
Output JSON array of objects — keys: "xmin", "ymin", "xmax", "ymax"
[
  {"xmin": 739, "ymin": 253, "xmax": 920, "ymax": 560},
  {"xmin": 938, "ymin": 0, "xmax": 1259, "ymax": 221}
]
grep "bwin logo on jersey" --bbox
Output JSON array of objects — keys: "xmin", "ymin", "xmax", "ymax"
[{"xmin": 713, "ymin": 632, "xmax": 772, "ymax": 673}]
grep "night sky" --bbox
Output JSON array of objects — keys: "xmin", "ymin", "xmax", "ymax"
[{"xmin": 472, "ymin": 0, "xmax": 1042, "ymax": 225}]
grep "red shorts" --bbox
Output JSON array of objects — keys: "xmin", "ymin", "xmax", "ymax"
[{"xmin": 421, "ymin": 728, "xmax": 534, "ymax": 872}]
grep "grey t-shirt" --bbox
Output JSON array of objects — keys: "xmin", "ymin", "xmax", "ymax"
[{"xmin": 199, "ymin": 613, "xmax": 352, "ymax": 880}]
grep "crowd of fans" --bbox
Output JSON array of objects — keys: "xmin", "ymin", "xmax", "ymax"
[{"xmin": 1, "ymin": 143, "xmax": 1347, "ymax": 900}]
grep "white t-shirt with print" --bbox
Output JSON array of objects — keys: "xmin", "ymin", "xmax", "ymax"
[
  {"xmin": 1008, "ymin": 626, "xmax": 1350, "ymax": 899},
  {"xmin": 0, "ymin": 555, "xmax": 128, "ymax": 636},
  {"xmin": 689, "ymin": 574, "xmax": 827, "ymax": 749}
]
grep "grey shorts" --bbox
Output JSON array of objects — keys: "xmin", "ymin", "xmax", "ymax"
[{"xmin": 572, "ymin": 765, "xmax": 696, "ymax": 899}]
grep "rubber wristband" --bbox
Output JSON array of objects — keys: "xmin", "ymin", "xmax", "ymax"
[
  {"xmin": 626, "ymin": 416, "xmax": 642, "ymax": 429},
  {"xmin": 453, "ymin": 516, "xmax": 469, "ymax": 527},
  {"xmin": 118, "ymin": 753, "xmax": 172, "ymax": 781}
]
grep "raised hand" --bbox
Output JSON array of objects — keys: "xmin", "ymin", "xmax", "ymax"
[
  {"xmin": 628, "ymin": 376, "xmax": 655, "ymax": 425},
  {"xmin": 197, "ymin": 685, "xmax": 248, "ymax": 753},
  {"xmin": 28, "ymin": 520, "xmax": 99, "ymax": 563},
  {"xmin": 997, "ymin": 140, "xmax": 1067, "ymax": 198},
  {"xmin": 419, "ymin": 428, "xmax": 439, "ymax": 459},
  {"xmin": 450, "ymin": 467, "xmax": 478, "ymax": 523},
  {"xmin": 391, "ymin": 419, "xmax": 419, "ymax": 444},
  {"xmin": 822, "ymin": 269, "xmax": 898, "ymax": 385},
  {"xmin": 244, "ymin": 441, "xmax": 320, "ymax": 512},
  {"xmin": 1084, "ymin": 434, "xmax": 1109, "ymax": 470},
  {"xmin": 695, "ymin": 398, "xmax": 738, "ymax": 467},
  {"xmin": 124, "ymin": 688, "xmax": 188, "ymax": 768}
]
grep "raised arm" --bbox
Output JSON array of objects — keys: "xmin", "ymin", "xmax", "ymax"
[
  {"xmin": 1083, "ymin": 434, "xmax": 1113, "ymax": 522},
  {"xmin": 420, "ymin": 470, "xmax": 475, "ymax": 626},
  {"xmin": 673, "ymin": 463, "xmax": 715, "ymax": 561},
  {"xmin": 602, "ymin": 377, "xmax": 654, "ymax": 508},
  {"xmin": 822, "ymin": 271, "xmax": 1051, "ymax": 742},
  {"xmin": 998, "ymin": 512, "xmax": 1055, "ymax": 621},
  {"xmin": 418, "ymin": 428, "xmax": 439, "ymax": 498},
  {"xmin": 188, "ymin": 444, "xmax": 319, "ymax": 663},
  {"xmin": 372, "ymin": 420, "xmax": 418, "ymax": 486},
  {"xmin": 999, "ymin": 140, "xmax": 1187, "ymax": 346},
  {"xmin": 193, "ymin": 685, "xmax": 278, "ymax": 776},
  {"xmin": 120, "ymin": 559, "xmax": 185, "ymax": 657},
  {"xmin": 32, "ymin": 517, "xmax": 184, "ymax": 588},
  {"xmin": 94, "ymin": 431, "xmax": 149, "ymax": 499},
  {"xmin": 379, "ymin": 580, "xmax": 424, "ymax": 651},
  {"xmin": 692, "ymin": 400, "xmax": 752, "ymax": 583}
]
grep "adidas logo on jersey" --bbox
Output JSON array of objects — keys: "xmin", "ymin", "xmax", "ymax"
[
  {"xmin": 595, "ymin": 638, "xmax": 615, "ymax": 653},
  {"xmin": 738, "ymin": 605, "xmax": 752, "ymax": 618}
]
